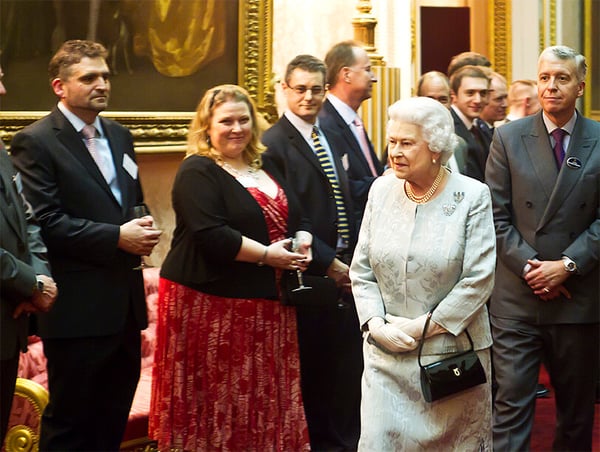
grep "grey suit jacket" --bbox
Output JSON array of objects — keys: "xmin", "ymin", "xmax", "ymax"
[
  {"xmin": 485, "ymin": 111, "xmax": 599, "ymax": 324},
  {"xmin": 0, "ymin": 147, "xmax": 50, "ymax": 359}
]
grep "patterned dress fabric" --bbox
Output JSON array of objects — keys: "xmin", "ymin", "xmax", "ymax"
[
  {"xmin": 149, "ymin": 184, "xmax": 310, "ymax": 451},
  {"xmin": 350, "ymin": 172, "xmax": 496, "ymax": 451}
]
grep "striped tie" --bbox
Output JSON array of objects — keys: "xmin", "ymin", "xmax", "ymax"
[{"xmin": 311, "ymin": 126, "xmax": 350, "ymax": 244}]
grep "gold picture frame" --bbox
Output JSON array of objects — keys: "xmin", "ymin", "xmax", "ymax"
[{"xmin": 0, "ymin": 0, "xmax": 275, "ymax": 153}]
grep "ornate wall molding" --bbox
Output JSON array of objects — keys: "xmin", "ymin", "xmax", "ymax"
[
  {"xmin": 489, "ymin": 0, "xmax": 512, "ymax": 82},
  {"xmin": 0, "ymin": 0, "xmax": 276, "ymax": 152}
]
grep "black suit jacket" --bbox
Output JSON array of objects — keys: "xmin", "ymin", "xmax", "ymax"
[
  {"xmin": 319, "ymin": 99, "xmax": 383, "ymax": 220},
  {"xmin": 0, "ymin": 147, "xmax": 51, "ymax": 359},
  {"xmin": 10, "ymin": 108, "xmax": 147, "ymax": 339},
  {"xmin": 451, "ymin": 108, "xmax": 490, "ymax": 182},
  {"xmin": 160, "ymin": 155, "xmax": 311, "ymax": 298},
  {"xmin": 262, "ymin": 115, "xmax": 357, "ymax": 274}
]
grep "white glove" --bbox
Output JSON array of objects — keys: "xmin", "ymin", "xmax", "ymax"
[
  {"xmin": 368, "ymin": 317, "xmax": 418, "ymax": 353},
  {"xmin": 384, "ymin": 313, "xmax": 413, "ymax": 328}
]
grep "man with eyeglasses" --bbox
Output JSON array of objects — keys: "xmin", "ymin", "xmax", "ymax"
[
  {"xmin": 319, "ymin": 40, "xmax": 383, "ymax": 229},
  {"xmin": 262, "ymin": 54, "xmax": 363, "ymax": 451}
]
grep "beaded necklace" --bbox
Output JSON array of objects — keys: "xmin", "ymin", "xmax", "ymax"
[{"xmin": 405, "ymin": 166, "xmax": 446, "ymax": 204}]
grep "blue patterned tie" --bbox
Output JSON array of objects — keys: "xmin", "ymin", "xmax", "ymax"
[{"xmin": 311, "ymin": 126, "xmax": 350, "ymax": 244}]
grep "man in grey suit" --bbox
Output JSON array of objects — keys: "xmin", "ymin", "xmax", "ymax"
[
  {"xmin": 10, "ymin": 41, "xmax": 161, "ymax": 450},
  {"xmin": 486, "ymin": 45, "xmax": 599, "ymax": 451},
  {"xmin": 0, "ymin": 66, "xmax": 57, "ymax": 445}
]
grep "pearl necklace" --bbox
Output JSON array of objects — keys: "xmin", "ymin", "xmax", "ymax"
[{"xmin": 405, "ymin": 167, "xmax": 446, "ymax": 204}]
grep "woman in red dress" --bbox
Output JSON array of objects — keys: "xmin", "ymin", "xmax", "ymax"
[{"xmin": 150, "ymin": 85, "xmax": 311, "ymax": 451}]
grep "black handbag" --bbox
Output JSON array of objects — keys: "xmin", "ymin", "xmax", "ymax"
[
  {"xmin": 418, "ymin": 306, "xmax": 487, "ymax": 403},
  {"xmin": 279, "ymin": 270, "xmax": 339, "ymax": 307}
]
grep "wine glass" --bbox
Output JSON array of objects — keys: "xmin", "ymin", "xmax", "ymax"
[
  {"xmin": 128, "ymin": 204, "xmax": 153, "ymax": 270},
  {"xmin": 291, "ymin": 234, "xmax": 312, "ymax": 292}
]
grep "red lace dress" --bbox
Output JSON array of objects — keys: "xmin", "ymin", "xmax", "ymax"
[{"xmin": 149, "ymin": 183, "xmax": 310, "ymax": 451}]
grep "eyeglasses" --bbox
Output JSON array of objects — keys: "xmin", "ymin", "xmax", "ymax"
[{"xmin": 288, "ymin": 85, "xmax": 325, "ymax": 96}]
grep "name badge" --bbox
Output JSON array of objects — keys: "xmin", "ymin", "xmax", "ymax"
[
  {"xmin": 566, "ymin": 157, "xmax": 582, "ymax": 169},
  {"xmin": 122, "ymin": 154, "xmax": 138, "ymax": 179},
  {"xmin": 12, "ymin": 172, "xmax": 23, "ymax": 194}
]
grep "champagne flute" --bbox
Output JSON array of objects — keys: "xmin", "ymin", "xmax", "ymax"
[
  {"xmin": 128, "ymin": 204, "xmax": 154, "ymax": 270},
  {"xmin": 291, "ymin": 234, "xmax": 312, "ymax": 292}
]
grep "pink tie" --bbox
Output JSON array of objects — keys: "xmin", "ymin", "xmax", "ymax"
[
  {"xmin": 353, "ymin": 118, "xmax": 378, "ymax": 177},
  {"xmin": 82, "ymin": 124, "xmax": 111, "ymax": 182}
]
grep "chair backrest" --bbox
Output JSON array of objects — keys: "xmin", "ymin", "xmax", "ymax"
[{"xmin": 2, "ymin": 378, "xmax": 48, "ymax": 452}]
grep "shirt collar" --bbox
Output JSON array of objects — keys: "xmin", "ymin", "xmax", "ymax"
[
  {"xmin": 284, "ymin": 110, "xmax": 320, "ymax": 141},
  {"xmin": 542, "ymin": 110, "xmax": 577, "ymax": 135},
  {"xmin": 451, "ymin": 104, "xmax": 474, "ymax": 130},
  {"xmin": 326, "ymin": 93, "xmax": 358, "ymax": 125},
  {"xmin": 57, "ymin": 102, "xmax": 104, "ymax": 136}
]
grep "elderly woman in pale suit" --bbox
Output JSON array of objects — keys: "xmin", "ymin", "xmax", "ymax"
[{"xmin": 350, "ymin": 96, "xmax": 496, "ymax": 451}]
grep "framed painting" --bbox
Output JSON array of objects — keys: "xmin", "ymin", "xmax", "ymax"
[{"xmin": 0, "ymin": 0, "xmax": 276, "ymax": 151}]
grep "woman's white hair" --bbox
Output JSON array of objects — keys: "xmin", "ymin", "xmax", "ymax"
[{"xmin": 387, "ymin": 96, "xmax": 460, "ymax": 164}]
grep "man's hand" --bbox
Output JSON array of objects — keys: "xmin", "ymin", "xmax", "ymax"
[
  {"xmin": 118, "ymin": 216, "xmax": 162, "ymax": 256},
  {"xmin": 525, "ymin": 259, "xmax": 570, "ymax": 298},
  {"xmin": 13, "ymin": 274, "xmax": 58, "ymax": 318},
  {"xmin": 326, "ymin": 258, "xmax": 351, "ymax": 292},
  {"xmin": 538, "ymin": 284, "xmax": 572, "ymax": 301}
]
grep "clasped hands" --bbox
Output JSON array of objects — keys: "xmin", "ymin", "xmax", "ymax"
[
  {"xmin": 368, "ymin": 314, "xmax": 447, "ymax": 353},
  {"xmin": 13, "ymin": 274, "xmax": 58, "ymax": 318},
  {"xmin": 524, "ymin": 259, "xmax": 571, "ymax": 301}
]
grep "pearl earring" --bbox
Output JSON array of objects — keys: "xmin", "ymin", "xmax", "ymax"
[{"xmin": 432, "ymin": 158, "xmax": 437, "ymax": 164}]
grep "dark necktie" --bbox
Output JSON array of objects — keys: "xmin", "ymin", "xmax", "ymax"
[
  {"xmin": 551, "ymin": 128, "xmax": 567, "ymax": 168},
  {"xmin": 311, "ymin": 126, "xmax": 350, "ymax": 244}
]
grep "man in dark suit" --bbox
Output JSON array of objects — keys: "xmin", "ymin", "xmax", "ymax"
[
  {"xmin": 486, "ymin": 45, "xmax": 599, "ymax": 451},
  {"xmin": 10, "ymin": 41, "xmax": 161, "ymax": 451},
  {"xmin": 319, "ymin": 41, "xmax": 382, "ymax": 225},
  {"xmin": 449, "ymin": 65, "xmax": 491, "ymax": 181},
  {"xmin": 262, "ymin": 54, "xmax": 362, "ymax": 451},
  {"xmin": 0, "ymin": 67, "xmax": 57, "ymax": 444}
]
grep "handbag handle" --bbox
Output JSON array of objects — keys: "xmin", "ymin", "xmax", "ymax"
[{"xmin": 417, "ymin": 305, "xmax": 475, "ymax": 369}]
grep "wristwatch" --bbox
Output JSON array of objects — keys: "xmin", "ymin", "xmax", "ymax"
[
  {"xmin": 34, "ymin": 277, "xmax": 44, "ymax": 293},
  {"xmin": 562, "ymin": 256, "xmax": 577, "ymax": 273}
]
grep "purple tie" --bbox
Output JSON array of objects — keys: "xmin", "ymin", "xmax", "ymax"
[{"xmin": 551, "ymin": 128, "xmax": 567, "ymax": 168}]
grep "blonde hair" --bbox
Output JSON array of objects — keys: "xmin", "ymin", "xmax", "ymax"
[{"xmin": 186, "ymin": 84, "xmax": 265, "ymax": 168}]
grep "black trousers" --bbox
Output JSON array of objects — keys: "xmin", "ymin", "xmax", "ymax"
[
  {"xmin": 39, "ymin": 311, "xmax": 141, "ymax": 452},
  {"xmin": 296, "ymin": 297, "xmax": 363, "ymax": 452}
]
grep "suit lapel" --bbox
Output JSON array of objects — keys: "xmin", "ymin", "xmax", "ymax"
[
  {"xmin": 322, "ymin": 100, "xmax": 371, "ymax": 174},
  {"xmin": 52, "ymin": 110, "xmax": 121, "ymax": 207},
  {"xmin": 537, "ymin": 115, "xmax": 597, "ymax": 230},
  {"xmin": 280, "ymin": 116, "xmax": 327, "ymax": 177},
  {"xmin": 0, "ymin": 153, "xmax": 27, "ymax": 240},
  {"xmin": 101, "ymin": 118, "xmax": 129, "ymax": 212}
]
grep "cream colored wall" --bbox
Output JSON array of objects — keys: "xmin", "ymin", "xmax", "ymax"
[{"xmin": 272, "ymin": 0, "xmax": 354, "ymax": 114}]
